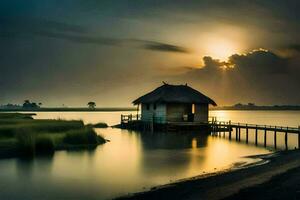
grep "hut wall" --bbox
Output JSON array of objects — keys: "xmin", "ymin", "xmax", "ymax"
[
  {"xmin": 166, "ymin": 103, "xmax": 192, "ymax": 122},
  {"xmin": 141, "ymin": 103, "xmax": 166, "ymax": 124},
  {"xmin": 194, "ymin": 103, "xmax": 208, "ymax": 122}
]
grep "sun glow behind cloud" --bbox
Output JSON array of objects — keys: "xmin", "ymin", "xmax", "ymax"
[
  {"xmin": 205, "ymin": 38, "xmax": 239, "ymax": 60},
  {"xmin": 194, "ymin": 26, "xmax": 247, "ymax": 62}
]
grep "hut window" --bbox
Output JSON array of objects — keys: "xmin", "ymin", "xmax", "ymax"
[
  {"xmin": 192, "ymin": 104, "xmax": 195, "ymax": 114},
  {"xmin": 153, "ymin": 103, "xmax": 157, "ymax": 110},
  {"xmin": 146, "ymin": 104, "xmax": 150, "ymax": 110}
]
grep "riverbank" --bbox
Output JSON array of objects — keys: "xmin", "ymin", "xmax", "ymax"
[{"xmin": 116, "ymin": 150, "xmax": 300, "ymax": 200}]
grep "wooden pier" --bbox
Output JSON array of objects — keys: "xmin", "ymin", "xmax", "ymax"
[
  {"xmin": 209, "ymin": 118, "xmax": 300, "ymax": 150},
  {"xmin": 120, "ymin": 114, "xmax": 300, "ymax": 150}
]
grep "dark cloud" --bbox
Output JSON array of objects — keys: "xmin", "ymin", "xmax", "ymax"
[
  {"xmin": 0, "ymin": 17, "xmax": 189, "ymax": 53},
  {"xmin": 285, "ymin": 44, "xmax": 300, "ymax": 52},
  {"xmin": 202, "ymin": 56, "xmax": 227, "ymax": 69},
  {"xmin": 178, "ymin": 49, "xmax": 298, "ymax": 105},
  {"xmin": 199, "ymin": 49, "xmax": 288, "ymax": 74},
  {"xmin": 142, "ymin": 41, "xmax": 189, "ymax": 53},
  {"xmin": 0, "ymin": 17, "xmax": 85, "ymax": 36},
  {"xmin": 228, "ymin": 50, "xmax": 288, "ymax": 74},
  {"xmin": 36, "ymin": 31, "xmax": 120, "ymax": 46}
]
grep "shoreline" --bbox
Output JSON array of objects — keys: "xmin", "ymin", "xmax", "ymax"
[{"xmin": 115, "ymin": 150, "xmax": 300, "ymax": 200}]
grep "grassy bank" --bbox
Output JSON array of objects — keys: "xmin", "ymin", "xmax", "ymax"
[{"xmin": 0, "ymin": 113, "xmax": 106, "ymax": 158}]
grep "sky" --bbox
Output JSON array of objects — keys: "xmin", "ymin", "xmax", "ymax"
[{"xmin": 1, "ymin": 0, "xmax": 300, "ymax": 107}]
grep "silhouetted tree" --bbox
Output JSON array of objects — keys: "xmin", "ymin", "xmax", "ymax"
[
  {"xmin": 23, "ymin": 100, "xmax": 31, "ymax": 108},
  {"xmin": 87, "ymin": 102, "xmax": 96, "ymax": 110},
  {"xmin": 233, "ymin": 103, "xmax": 243, "ymax": 108},
  {"xmin": 23, "ymin": 100, "xmax": 40, "ymax": 109},
  {"xmin": 248, "ymin": 103, "xmax": 256, "ymax": 107}
]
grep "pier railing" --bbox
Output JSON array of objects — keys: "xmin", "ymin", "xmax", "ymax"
[
  {"xmin": 121, "ymin": 114, "xmax": 140, "ymax": 124},
  {"xmin": 209, "ymin": 119, "xmax": 300, "ymax": 133},
  {"xmin": 209, "ymin": 117, "xmax": 300, "ymax": 150}
]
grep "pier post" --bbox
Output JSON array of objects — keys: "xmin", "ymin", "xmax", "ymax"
[
  {"xmin": 264, "ymin": 126, "xmax": 267, "ymax": 147},
  {"xmin": 237, "ymin": 123, "xmax": 240, "ymax": 141},
  {"xmin": 298, "ymin": 126, "xmax": 300, "ymax": 149},
  {"xmin": 274, "ymin": 127, "xmax": 277, "ymax": 149},
  {"xmin": 150, "ymin": 114, "xmax": 154, "ymax": 133},
  {"xmin": 235, "ymin": 127, "xmax": 238, "ymax": 141},
  {"xmin": 223, "ymin": 122, "xmax": 226, "ymax": 138},
  {"xmin": 229, "ymin": 120, "xmax": 232, "ymax": 140},
  {"xmin": 246, "ymin": 124, "xmax": 248, "ymax": 144},
  {"xmin": 218, "ymin": 121, "xmax": 221, "ymax": 137},
  {"xmin": 285, "ymin": 129, "xmax": 288, "ymax": 150},
  {"xmin": 255, "ymin": 125, "xmax": 258, "ymax": 146}
]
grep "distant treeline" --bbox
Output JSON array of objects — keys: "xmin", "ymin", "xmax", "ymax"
[
  {"xmin": 0, "ymin": 100, "xmax": 136, "ymax": 112},
  {"xmin": 213, "ymin": 103, "xmax": 300, "ymax": 110},
  {"xmin": 0, "ymin": 107, "xmax": 136, "ymax": 112}
]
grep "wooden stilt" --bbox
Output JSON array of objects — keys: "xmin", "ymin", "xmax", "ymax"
[
  {"xmin": 150, "ymin": 114, "xmax": 154, "ymax": 133},
  {"xmin": 229, "ymin": 120, "xmax": 232, "ymax": 140},
  {"xmin": 274, "ymin": 127, "xmax": 277, "ymax": 149},
  {"xmin": 255, "ymin": 125, "xmax": 258, "ymax": 146},
  {"xmin": 298, "ymin": 126, "xmax": 300, "ymax": 149},
  {"xmin": 285, "ymin": 130, "xmax": 288, "ymax": 150},
  {"xmin": 264, "ymin": 127, "xmax": 267, "ymax": 147},
  {"xmin": 238, "ymin": 127, "xmax": 241, "ymax": 141},
  {"xmin": 236, "ymin": 127, "xmax": 238, "ymax": 141},
  {"xmin": 246, "ymin": 124, "xmax": 248, "ymax": 144},
  {"xmin": 223, "ymin": 122, "xmax": 226, "ymax": 138}
]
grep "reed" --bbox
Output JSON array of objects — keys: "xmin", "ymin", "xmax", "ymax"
[
  {"xmin": 63, "ymin": 127, "xmax": 105, "ymax": 145},
  {"xmin": 0, "ymin": 113, "xmax": 106, "ymax": 158},
  {"xmin": 88, "ymin": 122, "xmax": 108, "ymax": 128},
  {"xmin": 15, "ymin": 128, "xmax": 36, "ymax": 157},
  {"xmin": 35, "ymin": 136, "xmax": 55, "ymax": 155}
]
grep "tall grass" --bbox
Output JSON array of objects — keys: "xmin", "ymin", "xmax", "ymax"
[
  {"xmin": 63, "ymin": 128, "xmax": 105, "ymax": 145},
  {"xmin": 0, "ymin": 113, "xmax": 35, "ymax": 120},
  {"xmin": 15, "ymin": 129, "xmax": 55, "ymax": 156},
  {"xmin": 35, "ymin": 136, "xmax": 54, "ymax": 155},
  {"xmin": 15, "ymin": 128, "xmax": 36, "ymax": 156},
  {"xmin": 0, "ymin": 120, "xmax": 84, "ymax": 138},
  {"xmin": 0, "ymin": 113, "xmax": 106, "ymax": 158},
  {"xmin": 88, "ymin": 122, "xmax": 108, "ymax": 128}
]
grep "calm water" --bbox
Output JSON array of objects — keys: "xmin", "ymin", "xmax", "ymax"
[{"xmin": 0, "ymin": 111, "xmax": 299, "ymax": 200}]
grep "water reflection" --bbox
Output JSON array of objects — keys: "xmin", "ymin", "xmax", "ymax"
[
  {"xmin": 0, "ymin": 111, "xmax": 275, "ymax": 200},
  {"xmin": 137, "ymin": 131, "xmax": 209, "ymax": 149},
  {"xmin": 16, "ymin": 158, "xmax": 35, "ymax": 178}
]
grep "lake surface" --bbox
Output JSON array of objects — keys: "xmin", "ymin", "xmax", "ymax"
[{"xmin": 0, "ymin": 110, "xmax": 299, "ymax": 200}]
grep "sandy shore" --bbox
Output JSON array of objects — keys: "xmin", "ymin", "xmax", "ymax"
[{"xmin": 116, "ymin": 150, "xmax": 300, "ymax": 200}]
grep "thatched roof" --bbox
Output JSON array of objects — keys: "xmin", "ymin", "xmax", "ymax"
[{"xmin": 133, "ymin": 83, "xmax": 217, "ymax": 106}]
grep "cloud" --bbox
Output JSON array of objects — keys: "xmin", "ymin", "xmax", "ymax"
[
  {"xmin": 284, "ymin": 44, "xmax": 300, "ymax": 53},
  {"xmin": 0, "ymin": 17, "xmax": 85, "ymax": 36},
  {"xmin": 199, "ymin": 49, "xmax": 288, "ymax": 74},
  {"xmin": 142, "ymin": 40, "xmax": 189, "ymax": 53},
  {"xmin": 0, "ymin": 17, "xmax": 189, "ymax": 53},
  {"xmin": 228, "ymin": 49, "xmax": 288, "ymax": 74},
  {"xmin": 36, "ymin": 31, "xmax": 120, "ymax": 46},
  {"xmin": 173, "ymin": 48, "xmax": 298, "ymax": 105},
  {"xmin": 202, "ymin": 56, "xmax": 228, "ymax": 69}
]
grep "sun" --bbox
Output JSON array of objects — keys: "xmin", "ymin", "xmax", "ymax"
[{"xmin": 205, "ymin": 38, "xmax": 238, "ymax": 61}]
